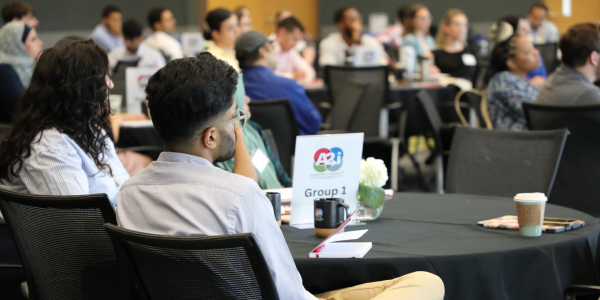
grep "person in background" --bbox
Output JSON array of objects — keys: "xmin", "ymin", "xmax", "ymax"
[
  {"xmin": 216, "ymin": 93, "xmax": 292, "ymax": 189},
  {"xmin": 486, "ymin": 21, "xmax": 541, "ymax": 131},
  {"xmin": 117, "ymin": 53, "xmax": 445, "ymax": 300},
  {"xmin": 237, "ymin": 31, "xmax": 322, "ymax": 135},
  {"xmin": 319, "ymin": 6, "xmax": 384, "ymax": 67},
  {"xmin": 108, "ymin": 19, "xmax": 166, "ymax": 72},
  {"xmin": 402, "ymin": 4, "xmax": 440, "ymax": 74},
  {"xmin": 536, "ymin": 23, "xmax": 600, "ymax": 104},
  {"xmin": 145, "ymin": 7, "xmax": 183, "ymax": 61},
  {"xmin": 271, "ymin": 10, "xmax": 316, "ymax": 68},
  {"xmin": 273, "ymin": 16, "xmax": 316, "ymax": 83},
  {"xmin": 500, "ymin": 14, "xmax": 546, "ymax": 84},
  {"xmin": 0, "ymin": 40, "xmax": 129, "ymax": 207},
  {"xmin": 433, "ymin": 9, "xmax": 476, "ymax": 81},
  {"xmin": 234, "ymin": 6, "xmax": 252, "ymax": 33},
  {"xmin": 376, "ymin": 5, "xmax": 410, "ymax": 49},
  {"xmin": 203, "ymin": 8, "xmax": 241, "ymax": 71},
  {"xmin": 90, "ymin": 5, "xmax": 123, "ymax": 52},
  {"xmin": 526, "ymin": 3, "xmax": 559, "ymax": 45},
  {"xmin": 1, "ymin": 2, "xmax": 37, "ymax": 28},
  {"xmin": 0, "ymin": 21, "xmax": 42, "ymax": 124}
]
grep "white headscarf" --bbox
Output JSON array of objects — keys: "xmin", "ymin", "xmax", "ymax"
[{"xmin": 0, "ymin": 21, "xmax": 36, "ymax": 87}]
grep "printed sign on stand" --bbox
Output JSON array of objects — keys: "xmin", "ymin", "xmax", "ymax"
[
  {"xmin": 125, "ymin": 67, "xmax": 159, "ymax": 114},
  {"xmin": 290, "ymin": 133, "xmax": 364, "ymax": 228},
  {"xmin": 181, "ymin": 32, "xmax": 205, "ymax": 57}
]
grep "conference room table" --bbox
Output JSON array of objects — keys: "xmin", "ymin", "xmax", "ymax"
[
  {"xmin": 281, "ymin": 193, "xmax": 600, "ymax": 300},
  {"xmin": 303, "ymin": 81, "xmax": 462, "ymax": 136},
  {"xmin": 117, "ymin": 81, "xmax": 461, "ymax": 153}
]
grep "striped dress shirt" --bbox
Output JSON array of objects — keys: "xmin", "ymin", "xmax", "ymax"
[{"xmin": 0, "ymin": 128, "xmax": 129, "ymax": 209}]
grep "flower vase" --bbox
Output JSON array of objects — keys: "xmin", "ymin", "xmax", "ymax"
[{"xmin": 357, "ymin": 201, "xmax": 384, "ymax": 221}]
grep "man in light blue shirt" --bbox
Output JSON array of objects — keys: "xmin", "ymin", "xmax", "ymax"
[
  {"xmin": 90, "ymin": 5, "xmax": 124, "ymax": 51},
  {"xmin": 117, "ymin": 53, "xmax": 444, "ymax": 300},
  {"xmin": 526, "ymin": 3, "xmax": 559, "ymax": 45}
]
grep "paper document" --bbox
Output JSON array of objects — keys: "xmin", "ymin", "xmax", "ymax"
[
  {"xmin": 309, "ymin": 210, "xmax": 372, "ymax": 258},
  {"xmin": 120, "ymin": 120, "xmax": 154, "ymax": 128}
]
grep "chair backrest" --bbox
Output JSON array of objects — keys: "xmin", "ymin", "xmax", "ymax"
[
  {"xmin": 248, "ymin": 99, "xmax": 299, "ymax": 175},
  {"xmin": 262, "ymin": 129, "xmax": 281, "ymax": 163},
  {"xmin": 534, "ymin": 43, "xmax": 559, "ymax": 75},
  {"xmin": 110, "ymin": 72, "xmax": 127, "ymax": 105},
  {"xmin": 324, "ymin": 66, "xmax": 390, "ymax": 138},
  {"xmin": 114, "ymin": 59, "xmax": 140, "ymax": 73},
  {"xmin": 472, "ymin": 61, "xmax": 489, "ymax": 90},
  {"xmin": 104, "ymin": 224, "xmax": 280, "ymax": 300},
  {"xmin": 0, "ymin": 188, "xmax": 132, "ymax": 300},
  {"xmin": 0, "ymin": 123, "xmax": 11, "ymax": 141},
  {"xmin": 417, "ymin": 90, "xmax": 445, "ymax": 153},
  {"xmin": 445, "ymin": 127, "xmax": 568, "ymax": 198},
  {"xmin": 523, "ymin": 102, "xmax": 600, "ymax": 216}
]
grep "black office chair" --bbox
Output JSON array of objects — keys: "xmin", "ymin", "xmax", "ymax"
[
  {"xmin": 0, "ymin": 124, "xmax": 11, "ymax": 141},
  {"xmin": 472, "ymin": 60, "xmax": 490, "ymax": 90},
  {"xmin": 523, "ymin": 102, "xmax": 600, "ymax": 217},
  {"xmin": 0, "ymin": 188, "xmax": 133, "ymax": 300},
  {"xmin": 104, "ymin": 224, "xmax": 280, "ymax": 300},
  {"xmin": 248, "ymin": 99, "xmax": 299, "ymax": 175},
  {"xmin": 534, "ymin": 43, "xmax": 559, "ymax": 75},
  {"xmin": 113, "ymin": 59, "xmax": 140, "ymax": 74},
  {"xmin": 416, "ymin": 90, "xmax": 460, "ymax": 193},
  {"xmin": 110, "ymin": 72, "xmax": 127, "ymax": 112},
  {"xmin": 445, "ymin": 127, "xmax": 568, "ymax": 198},
  {"xmin": 564, "ymin": 285, "xmax": 600, "ymax": 300},
  {"xmin": 323, "ymin": 65, "xmax": 405, "ymax": 190},
  {"xmin": 262, "ymin": 129, "xmax": 281, "ymax": 163}
]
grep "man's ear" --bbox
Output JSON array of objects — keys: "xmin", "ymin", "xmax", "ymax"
[
  {"xmin": 201, "ymin": 127, "xmax": 218, "ymax": 150},
  {"xmin": 258, "ymin": 46, "xmax": 269, "ymax": 59},
  {"xmin": 590, "ymin": 51, "xmax": 600, "ymax": 67}
]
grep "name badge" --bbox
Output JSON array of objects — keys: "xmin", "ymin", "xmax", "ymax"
[
  {"xmin": 252, "ymin": 149, "xmax": 270, "ymax": 174},
  {"xmin": 462, "ymin": 53, "xmax": 477, "ymax": 66}
]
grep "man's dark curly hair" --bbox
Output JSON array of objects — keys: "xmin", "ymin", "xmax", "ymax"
[
  {"xmin": 0, "ymin": 40, "xmax": 113, "ymax": 181},
  {"xmin": 145, "ymin": 52, "xmax": 238, "ymax": 149}
]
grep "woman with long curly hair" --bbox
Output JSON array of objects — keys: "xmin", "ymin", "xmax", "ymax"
[{"xmin": 0, "ymin": 40, "xmax": 129, "ymax": 207}]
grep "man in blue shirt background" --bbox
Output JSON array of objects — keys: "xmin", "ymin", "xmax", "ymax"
[
  {"xmin": 90, "ymin": 5, "xmax": 124, "ymax": 52},
  {"xmin": 236, "ymin": 30, "xmax": 322, "ymax": 135}
]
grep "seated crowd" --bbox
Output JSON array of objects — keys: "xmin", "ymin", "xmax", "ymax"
[{"xmin": 0, "ymin": 1, "xmax": 599, "ymax": 299}]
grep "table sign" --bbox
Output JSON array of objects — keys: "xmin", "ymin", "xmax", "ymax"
[
  {"xmin": 126, "ymin": 67, "xmax": 160, "ymax": 113},
  {"xmin": 290, "ymin": 133, "xmax": 364, "ymax": 228},
  {"xmin": 181, "ymin": 32, "xmax": 205, "ymax": 57}
]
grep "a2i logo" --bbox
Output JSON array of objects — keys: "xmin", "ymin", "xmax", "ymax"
[{"xmin": 313, "ymin": 147, "xmax": 344, "ymax": 172}]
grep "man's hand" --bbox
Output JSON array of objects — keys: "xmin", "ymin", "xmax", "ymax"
[
  {"xmin": 529, "ymin": 75, "xmax": 546, "ymax": 86},
  {"xmin": 292, "ymin": 69, "xmax": 307, "ymax": 80}
]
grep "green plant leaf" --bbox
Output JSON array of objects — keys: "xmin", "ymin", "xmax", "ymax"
[{"xmin": 358, "ymin": 184, "xmax": 385, "ymax": 209}]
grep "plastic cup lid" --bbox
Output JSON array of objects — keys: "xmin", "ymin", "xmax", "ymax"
[{"xmin": 514, "ymin": 193, "xmax": 547, "ymax": 202}]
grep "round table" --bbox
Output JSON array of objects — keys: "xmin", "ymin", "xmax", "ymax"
[{"xmin": 281, "ymin": 193, "xmax": 600, "ymax": 300}]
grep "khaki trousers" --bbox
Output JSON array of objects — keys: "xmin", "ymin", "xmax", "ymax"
[{"xmin": 314, "ymin": 271, "xmax": 444, "ymax": 300}]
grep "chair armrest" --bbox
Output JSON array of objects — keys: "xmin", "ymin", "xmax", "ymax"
[
  {"xmin": 437, "ymin": 102, "xmax": 471, "ymax": 109},
  {"xmin": 564, "ymin": 285, "xmax": 600, "ymax": 300},
  {"xmin": 319, "ymin": 102, "xmax": 332, "ymax": 110}
]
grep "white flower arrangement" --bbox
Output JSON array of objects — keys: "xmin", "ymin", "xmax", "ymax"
[
  {"xmin": 358, "ymin": 158, "xmax": 388, "ymax": 210},
  {"xmin": 359, "ymin": 157, "xmax": 389, "ymax": 188}
]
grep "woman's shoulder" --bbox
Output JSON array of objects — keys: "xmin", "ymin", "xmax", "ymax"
[
  {"xmin": 31, "ymin": 129, "xmax": 80, "ymax": 156},
  {"xmin": 0, "ymin": 64, "xmax": 19, "ymax": 79}
]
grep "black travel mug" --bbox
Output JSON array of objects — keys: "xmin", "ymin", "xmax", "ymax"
[{"xmin": 266, "ymin": 192, "xmax": 282, "ymax": 227}]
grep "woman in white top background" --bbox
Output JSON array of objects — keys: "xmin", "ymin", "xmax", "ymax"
[{"xmin": 0, "ymin": 40, "xmax": 129, "ymax": 207}]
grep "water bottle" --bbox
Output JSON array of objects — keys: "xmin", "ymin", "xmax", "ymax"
[{"xmin": 475, "ymin": 34, "xmax": 489, "ymax": 58}]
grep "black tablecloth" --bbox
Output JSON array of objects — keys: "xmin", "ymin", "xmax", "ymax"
[{"xmin": 282, "ymin": 193, "xmax": 600, "ymax": 300}]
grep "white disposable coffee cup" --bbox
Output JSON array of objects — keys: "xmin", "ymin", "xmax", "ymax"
[
  {"xmin": 109, "ymin": 94, "xmax": 123, "ymax": 114},
  {"xmin": 514, "ymin": 193, "xmax": 547, "ymax": 237}
]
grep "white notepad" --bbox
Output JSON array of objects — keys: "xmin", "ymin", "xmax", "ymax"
[{"xmin": 309, "ymin": 211, "xmax": 372, "ymax": 258}]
